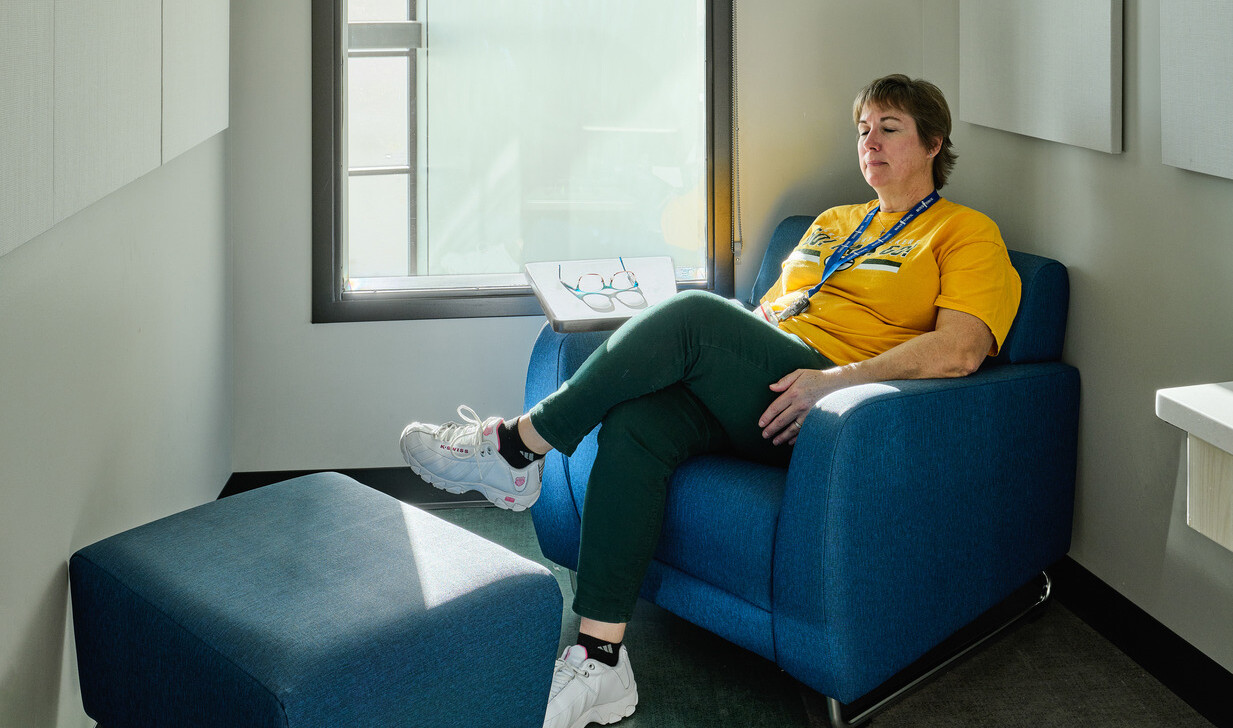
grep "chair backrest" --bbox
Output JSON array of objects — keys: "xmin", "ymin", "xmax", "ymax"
[{"xmin": 745, "ymin": 215, "xmax": 1069, "ymax": 365}]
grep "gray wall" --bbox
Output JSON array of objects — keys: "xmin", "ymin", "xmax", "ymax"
[
  {"xmin": 923, "ymin": 0, "xmax": 1233, "ymax": 669},
  {"xmin": 0, "ymin": 138, "xmax": 232, "ymax": 726}
]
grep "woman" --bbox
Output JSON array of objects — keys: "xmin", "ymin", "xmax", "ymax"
[{"xmin": 400, "ymin": 74, "xmax": 1020, "ymax": 728}]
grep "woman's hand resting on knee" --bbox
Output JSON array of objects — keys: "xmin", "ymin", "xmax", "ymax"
[{"xmin": 759, "ymin": 368, "xmax": 851, "ymax": 446}]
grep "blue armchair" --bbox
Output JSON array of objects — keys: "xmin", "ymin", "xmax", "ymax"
[{"xmin": 525, "ymin": 216, "xmax": 1079, "ymax": 725}]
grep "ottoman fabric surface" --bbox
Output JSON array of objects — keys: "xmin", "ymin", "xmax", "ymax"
[{"xmin": 69, "ymin": 472, "xmax": 562, "ymax": 727}]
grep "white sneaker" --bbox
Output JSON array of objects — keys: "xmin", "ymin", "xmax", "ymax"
[
  {"xmin": 399, "ymin": 405, "xmax": 543, "ymax": 511},
  {"xmin": 543, "ymin": 645, "xmax": 638, "ymax": 728}
]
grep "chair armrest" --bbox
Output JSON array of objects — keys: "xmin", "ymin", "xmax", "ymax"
[
  {"xmin": 771, "ymin": 362, "xmax": 1080, "ymax": 703},
  {"xmin": 524, "ymin": 323, "xmax": 611, "ymax": 412}
]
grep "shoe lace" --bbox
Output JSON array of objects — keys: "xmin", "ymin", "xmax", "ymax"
[
  {"xmin": 436, "ymin": 406, "xmax": 491, "ymax": 454},
  {"xmin": 548, "ymin": 656, "xmax": 593, "ymax": 701}
]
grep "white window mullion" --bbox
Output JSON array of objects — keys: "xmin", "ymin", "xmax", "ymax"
[{"xmin": 347, "ymin": 21, "xmax": 424, "ymax": 53}]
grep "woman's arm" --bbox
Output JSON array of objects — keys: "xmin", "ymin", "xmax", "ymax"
[{"xmin": 759, "ymin": 308, "xmax": 994, "ymax": 445}]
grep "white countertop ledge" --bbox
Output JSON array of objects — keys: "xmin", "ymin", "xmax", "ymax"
[{"xmin": 1156, "ymin": 381, "xmax": 1233, "ymax": 455}]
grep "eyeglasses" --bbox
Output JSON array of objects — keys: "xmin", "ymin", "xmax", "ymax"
[
  {"xmin": 558, "ymin": 258, "xmax": 645, "ymax": 312},
  {"xmin": 559, "ymin": 257, "xmax": 640, "ymax": 294}
]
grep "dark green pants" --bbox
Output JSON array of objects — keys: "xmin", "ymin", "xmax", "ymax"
[{"xmin": 528, "ymin": 290, "xmax": 832, "ymax": 623}]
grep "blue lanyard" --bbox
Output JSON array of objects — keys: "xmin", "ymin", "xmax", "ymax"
[{"xmin": 778, "ymin": 190, "xmax": 940, "ymax": 321}]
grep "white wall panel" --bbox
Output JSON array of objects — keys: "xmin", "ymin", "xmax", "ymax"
[
  {"xmin": 0, "ymin": 0, "xmax": 53, "ymax": 259},
  {"xmin": 959, "ymin": 0, "xmax": 1123, "ymax": 153},
  {"xmin": 163, "ymin": 0, "xmax": 230, "ymax": 162},
  {"xmin": 54, "ymin": 0, "xmax": 162, "ymax": 222},
  {"xmin": 1161, "ymin": 0, "xmax": 1233, "ymax": 179}
]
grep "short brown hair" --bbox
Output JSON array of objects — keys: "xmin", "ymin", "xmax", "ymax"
[{"xmin": 852, "ymin": 74, "xmax": 956, "ymax": 189}]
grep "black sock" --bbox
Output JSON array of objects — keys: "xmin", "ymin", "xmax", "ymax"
[
  {"xmin": 576, "ymin": 632, "xmax": 621, "ymax": 667},
  {"xmin": 497, "ymin": 418, "xmax": 544, "ymax": 469}
]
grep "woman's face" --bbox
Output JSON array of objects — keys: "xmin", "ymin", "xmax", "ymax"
[{"xmin": 857, "ymin": 102, "xmax": 938, "ymax": 198}]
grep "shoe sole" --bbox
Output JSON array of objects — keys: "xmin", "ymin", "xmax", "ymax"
[
  {"xmin": 568, "ymin": 691, "xmax": 638, "ymax": 728},
  {"xmin": 406, "ymin": 461, "xmax": 540, "ymax": 512}
]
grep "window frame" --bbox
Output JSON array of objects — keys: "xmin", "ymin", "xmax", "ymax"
[{"xmin": 311, "ymin": 0, "xmax": 734, "ymax": 323}]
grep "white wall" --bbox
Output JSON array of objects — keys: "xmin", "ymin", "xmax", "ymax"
[
  {"xmin": 923, "ymin": 0, "xmax": 1233, "ymax": 670},
  {"xmin": 229, "ymin": 0, "xmax": 543, "ymax": 472},
  {"xmin": 229, "ymin": 0, "xmax": 922, "ymax": 471},
  {"xmin": 0, "ymin": 137, "xmax": 232, "ymax": 726},
  {"xmin": 731, "ymin": 2, "xmax": 925, "ymax": 293}
]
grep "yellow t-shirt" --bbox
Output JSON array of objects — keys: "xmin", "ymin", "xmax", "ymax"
[{"xmin": 759, "ymin": 198, "xmax": 1021, "ymax": 366}]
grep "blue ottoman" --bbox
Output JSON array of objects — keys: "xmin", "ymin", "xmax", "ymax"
[{"xmin": 69, "ymin": 472, "xmax": 562, "ymax": 727}]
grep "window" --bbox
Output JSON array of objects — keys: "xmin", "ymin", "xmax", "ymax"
[{"xmin": 312, "ymin": 0, "xmax": 733, "ymax": 322}]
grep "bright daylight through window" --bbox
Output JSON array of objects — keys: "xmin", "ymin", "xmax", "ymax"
[{"xmin": 313, "ymin": 0, "xmax": 732, "ymax": 321}]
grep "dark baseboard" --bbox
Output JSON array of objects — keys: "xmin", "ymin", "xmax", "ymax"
[
  {"xmin": 220, "ymin": 467, "xmax": 491, "ymax": 510},
  {"xmin": 1053, "ymin": 557, "xmax": 1233, "ymax": 728}
]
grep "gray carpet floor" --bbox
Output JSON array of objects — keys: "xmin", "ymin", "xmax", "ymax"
[{"xmin": 431, "ymin": 506, "xmax": 1212, "ymax": 728}]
